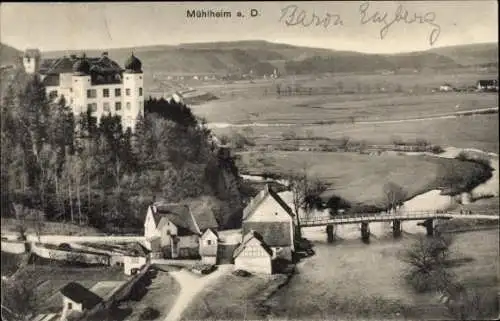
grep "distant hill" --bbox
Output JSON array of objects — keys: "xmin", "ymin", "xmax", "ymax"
[
  {"xmin": 428, "ymin": 42, "xmax": 498, "ymax": 66},
  {"xmin": 0, "ymin": 43, "xmax": 22, "ymax": 67},
  {"xmin": 12, "ymin": 40, "xmax": 500, "ymax": 77}
]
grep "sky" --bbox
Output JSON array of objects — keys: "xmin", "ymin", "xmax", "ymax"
[{"xmin": 1, "ymin": 1, "xmax": 498, "ymax": 53}]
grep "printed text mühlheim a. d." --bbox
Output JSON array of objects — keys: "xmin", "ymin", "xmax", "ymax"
[{"xmin": 186, "ymin": 9, "xmax": 259, "ymax": 18}]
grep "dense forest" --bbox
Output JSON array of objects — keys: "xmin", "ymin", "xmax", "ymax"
[{"xmin": 0, "ymin": 70, "xmax": 243, "ymax": 233}]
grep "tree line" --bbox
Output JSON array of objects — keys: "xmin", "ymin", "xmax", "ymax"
[{"xmin": 1, "ymin": 73, "xmax": 243, "ymax": 233}]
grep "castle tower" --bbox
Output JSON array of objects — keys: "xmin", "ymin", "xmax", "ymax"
[
  {"xmin": 23, "ymin": 49, "xmax": 41, "ymax": 74},
  {"xmin": 122, "ymin": 53, "xmax": 144, "ymax": 131},
  {"xmin": 71, "ymin": 55, "xmax": 92, "ymax": 116}
]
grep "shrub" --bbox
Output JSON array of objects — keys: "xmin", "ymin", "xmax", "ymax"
[
  {"xmin": 282, "ymin": 129, "xmax": 297, "ymax": 140},
  {"xmin": 140, "ymin": 307, "xmax": 160, "ymax": 320}
]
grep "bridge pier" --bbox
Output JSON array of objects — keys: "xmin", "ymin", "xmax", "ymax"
[
  {"xmin": 361, "ymin": 222, "xmax": 370, "ymax": 241},
  {"xmin": 392, "ymin": 219, "xmax": 402, "ymax": 238},
  {"xmin": 423, "ymin": 219, "xmax": 435, "ymax": 236},
  {"xmin": 326, "ymin": 224, "xmax": 335, "ymax": 243}
]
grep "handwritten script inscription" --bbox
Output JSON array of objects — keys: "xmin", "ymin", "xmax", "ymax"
[
  {"xmin": 280, "ymin": 4, "xmax": 344, "ymax": 29},
  {"xmin": 359, "ymin": 1, "xmax": 441, "ymax": 45},
  {"xmin": 278, "ymin": 2, "xmax": 442, "ymax": 46}
]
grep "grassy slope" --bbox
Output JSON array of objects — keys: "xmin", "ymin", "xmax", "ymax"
[
  {"xmin": 180, "ymin": 273, "xmax": 288, "ymax": 320},
  {"xmin": 236, "ymin": 151, "xmax": 492, "ymax": 208},
  {"xmin": 266, "ymin": 230, "xmax": 499, "ymax": 320},
  {"xmin": 11, "ymin": 265, "xmax": 125, "ymax": 313},
  {"xmin": 119, "ymin": 270, "xmax": 181, "ymax": 321}
]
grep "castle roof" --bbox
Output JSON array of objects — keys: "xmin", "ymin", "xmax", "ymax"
[
  {"xmin": 124, "ymin": 53, "xmax": 142, "ymax": 73},
  {"xmin": 38, "ymin": 53, "xmax": 124, "ymax": 86}
]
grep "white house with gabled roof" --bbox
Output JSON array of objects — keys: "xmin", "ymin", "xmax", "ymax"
[{"xmin": 241, "ymin": 184, "xmax": 296, "ymax": 261}]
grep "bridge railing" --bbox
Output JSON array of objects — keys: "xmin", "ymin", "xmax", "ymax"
[{"xmin": 300, "ymin": 210, "xmax": 498, "ymax": 226}]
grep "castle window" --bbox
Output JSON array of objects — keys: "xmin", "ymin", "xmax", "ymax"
[
  {"xmin": 115, "ymin": 88, "xmax": 121, "ymax": 97},
  {"xmin": 87, "ymin": 89, "xmax": 97, "ymax": 99},
  {"xmin": 126, "ymin": 88, "xmax": 131, "ymax": 96},
  {"xmin": 115, "ymin": 102, "xmax": 122, "ymax": 111},
  {"xmin": 87, "ymin": 103, "xmax": 97, "ymax": 112},
  {"xmin": 103, "ymin": 88, "xmax": 109, "ymax": 98},
  {"xmin": 103, "ymin": 102, "xmax": 110, "ymax": 112},
  {"xmin": 139, "ymin": 87, "xmax": 143, "ymax": 96},
  {"xmin": 126, "ymin": 102, "xmax": 131, "ymax": 110}
]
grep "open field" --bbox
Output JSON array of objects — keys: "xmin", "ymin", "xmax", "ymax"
[
  {"xmin": 190, "ymin": 70, "xmax": 498, "ymax": 124},
  {"xmin": 195, "ymin": 91, "xmax": 497, "ymax": 125},
  {"xmin": 214, "ymin": 113, "xmax": 499, "ymax": 154},
  {"xmin": 236, "ymin": 151, "xmax": 492, "ymax": 208},
  {"xmin": 266, "ymin": 229, "xmax": 499, "ymax": 320},
  {"xmin": 10, "ymin": 264, "xmax": 125, "ymax": 313}
]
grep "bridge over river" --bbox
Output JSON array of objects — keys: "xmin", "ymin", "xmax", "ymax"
[{"xmin": 300, "ymin": 210, "xmax": 499, "ymax": 240}]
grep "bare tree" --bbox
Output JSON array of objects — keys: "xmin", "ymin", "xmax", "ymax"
[
  {"xmin": 287, "ymin": 164, "xmax": 327, "ymax": 239},
  {"xmin": 382, "ymin": 182, "xmax": 407, "ymax": 213}
]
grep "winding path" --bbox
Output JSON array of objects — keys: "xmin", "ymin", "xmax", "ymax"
[{"xmin": 163, "ymin": 265, "xmax": 233, "ymax": 321}]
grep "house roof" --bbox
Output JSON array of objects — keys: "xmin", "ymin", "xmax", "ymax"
[
  {"xmin": 233, "ymin": 230, "xmax": 273, "ymax": 258},
  {"xmin": 242, "ymin": 184, "xmax": 294, "ymax": 221},
  {"xmin": 477, "ymin": 79, "xmax": 498, "ymax": 85},
  {"xmin": 153, "ymin": 202, "xmax": 201, "ymax": 235},
  {"xmin": 60, "ymin": 282, "xmax": 102, "ymax": 310},
  {"xmin": 126, "ymin": 242, "xmax": 150, "ymax": 257},
  {"xmin": 183, "ymin": 196, "xmax": 220, "ymax": 231},
  {"xmin": 202, "ymin": 228, "xmax": 219, "ymax": 239},
  {"xmin": 242, "ymin": 221, "xmax": 292, "ymax": 247}
]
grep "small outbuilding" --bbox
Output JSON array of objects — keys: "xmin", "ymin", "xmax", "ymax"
[
  {"xmin": 233, "ymin": 230, "xmax": 273, "ymax": 275},
  {"xmin": 60, "ymin": 282, "xmax": 103, "ymax": 314},
  {"xmin": 199, "ymin": 228, "xmax": 219, "ymax": 265},
  {"xmin": 123, "ymin": 243, "xmax": 149, "ymax": 275}
]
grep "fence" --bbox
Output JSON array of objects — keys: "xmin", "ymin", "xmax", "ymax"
[
  {"xmin": 25, "ymin": 234, "xmax": 145, "ymax": 245},
  {"xmin": 301, "ymin": 210, "xmax": 499, "ymax": 227}
]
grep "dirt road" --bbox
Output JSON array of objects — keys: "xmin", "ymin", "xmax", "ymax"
[{"xmin": 163, "ymin": 264, "xmax": 233, "ymax": 321}]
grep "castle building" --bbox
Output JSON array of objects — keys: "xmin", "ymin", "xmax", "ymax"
[{"xmin": 22, "ymin": 49, "xmax": 144, "ymax": 131}]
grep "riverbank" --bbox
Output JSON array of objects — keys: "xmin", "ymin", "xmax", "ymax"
[
  {"xmin": 237, "ymin": 149, "xmax": 493, "ymax": 211},
  {"xmin": 265, "ymin": 229, "xmax": 499, "ymax": 320}
]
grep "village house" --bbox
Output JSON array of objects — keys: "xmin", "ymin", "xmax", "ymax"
[
  {"xmin": 143, "ymin": 200, "xmax": 219, "ymax": 259},
  {"xmin": 476, "ymin": 79, "xmax": 498, "ymax": 92},
  {"xmin": 199, "ymin": 228, "xmax": 219, "ymax": 264},
  {"xmin": 241, "ymin": 184, "xmax": 296, "ymax": 261},
  {"xmin": 22, "ymin": 49, "xmax": 144, "ymax": 131},
  {"xmin": 233, "ymin": 230, "xmax": 273, "ymax": 275},
  {"xmin": 60, "ymin": 282, "xmax": 103, "ymax": 320},
  {"xmin": 123, "ymin": 243, "xmax": 150, "ymax": 275},
  {"xmin": 439, "ymin": 83, "xmax": 454, "ymax": 92}
]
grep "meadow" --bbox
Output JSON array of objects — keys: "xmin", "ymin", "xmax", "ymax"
[
  {"xmin": 236, "ymin": 151, "xmax": 492, "ymax": 209},
  {"xmin": 188, "ymin": 70, "xmax": 498, "ymax": 153},
  {"xmin": 266, "ymin": 229, "xmax": 499, "ymax": 320}
]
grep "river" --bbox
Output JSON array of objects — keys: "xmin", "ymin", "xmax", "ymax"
[{"xmin": 247, "ymin": 146, "xmax": 498, "ymax": 320}]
